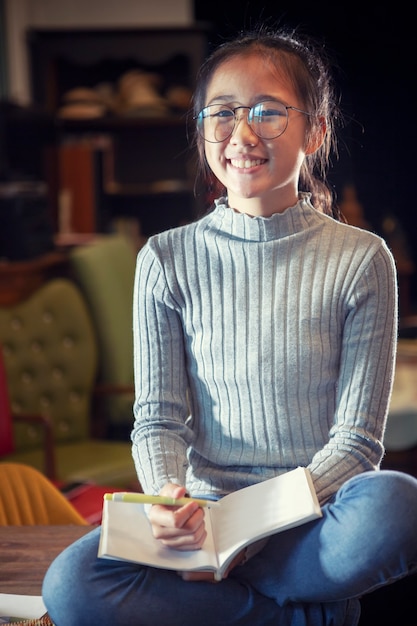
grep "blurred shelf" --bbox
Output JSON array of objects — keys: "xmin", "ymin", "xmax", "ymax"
[{"xmin": 55, "ymin": 114, "xmax": 190, "ymax": 131}]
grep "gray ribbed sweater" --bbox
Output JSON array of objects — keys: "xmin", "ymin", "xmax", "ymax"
[{"xmin": 131, "ymin": 194, "xmax": 397, "ymax": 505}]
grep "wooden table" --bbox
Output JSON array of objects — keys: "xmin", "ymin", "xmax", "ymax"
[{"xmin": 0, "ymin": 525, "xmax": 93, "ymax": 595}]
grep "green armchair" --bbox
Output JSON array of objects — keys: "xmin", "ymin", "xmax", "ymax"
[
  {"xmin": 0, "ymin": 277, "xmax": 137, "ymax": 487},
  {"xmin": 69, "ymin": 235, "xmax": 137, "ymax": 438}
]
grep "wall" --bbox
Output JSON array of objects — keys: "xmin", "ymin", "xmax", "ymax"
[{"xmin": 4, "ymin": 0, "xmax": 193, "ymax": 104}]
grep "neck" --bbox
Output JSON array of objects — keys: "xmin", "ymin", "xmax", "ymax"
[
  {"xmin": 227, "ymin": 189, "xmax": 300, "ymax": 218},
  {"xmin": 227, "ymin": 194, "xmax": 299, "ymax": 217}
]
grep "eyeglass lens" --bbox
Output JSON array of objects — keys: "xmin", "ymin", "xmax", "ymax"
[{"xmin": 197, "ymin": 101, "xmax": 289, "ymax": 142}]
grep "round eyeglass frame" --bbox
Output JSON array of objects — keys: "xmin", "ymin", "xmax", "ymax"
[{"xmin": 195, "ymin": 100, "xmax": 312, "ymax": 143}]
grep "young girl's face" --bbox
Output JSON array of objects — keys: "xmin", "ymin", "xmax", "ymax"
[{"xmin": 203, "ymin": 52, "xmax": 318, "ymax": 217}]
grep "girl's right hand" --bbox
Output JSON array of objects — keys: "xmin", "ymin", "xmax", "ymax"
[{"xmin": 148, "ymin": 483, "xmax": 207, "ymax": 551}]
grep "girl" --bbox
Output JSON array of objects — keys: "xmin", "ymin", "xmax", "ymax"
[{"xmin": 43, "ymin": 27, "xmax": 417, "ymax": 626}]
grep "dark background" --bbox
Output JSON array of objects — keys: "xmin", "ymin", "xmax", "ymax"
[{"xmin": 194, "ymin": 0, "xmax": 417, "ymax": 309}]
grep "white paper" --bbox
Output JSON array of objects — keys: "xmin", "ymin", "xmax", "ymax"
[
  {"xmin": 211, "ymin": 467, "xmax": 320, "ymax": 569},
  {"xmin": 0, "ymin": 593, "xmax": 46, "ymax": 620}
]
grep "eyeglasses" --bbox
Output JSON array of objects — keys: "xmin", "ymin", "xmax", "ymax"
[{"xmin": 195, "ymin": 100, "xmax": 312, "ymax": 143}]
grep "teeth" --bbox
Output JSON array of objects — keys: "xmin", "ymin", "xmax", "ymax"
[{"xmin": 231, "ymin": 158, "xmax": 264, "ymax": 169}]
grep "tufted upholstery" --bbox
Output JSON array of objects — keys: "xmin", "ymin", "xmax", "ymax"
[
  {"xmin": 1, "ymin": 277, "xmax": 96, "ymax": 447},
  {"xmin": 0, "ymin": 278, "xmax": 137, "ymax": 487}
]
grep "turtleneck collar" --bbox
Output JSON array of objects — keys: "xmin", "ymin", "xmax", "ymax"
[{"xmin": 206, "ymin": 193, "xmax": 327, "ymax": 242}]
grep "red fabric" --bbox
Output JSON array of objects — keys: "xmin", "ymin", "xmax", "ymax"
[
  {"xmin": 67, "ymin": 485, "xmax": 120, "ymax": 524},
  {"xmin": 0, "ymin": 345, "xmax": 14, "ymax": 456},
  {"xmin": 54, "ymin": 482, "xmax": 122, "ymax": 525}
]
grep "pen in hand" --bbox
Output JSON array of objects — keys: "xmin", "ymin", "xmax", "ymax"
[{"xmin": 104, "ymin": 492, "xmax": 219, "ymax": 508}]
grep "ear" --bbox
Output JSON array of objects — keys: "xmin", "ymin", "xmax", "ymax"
[{"xmin": 305, "ymin": 116, "xmax": 326, "ymax": 155}]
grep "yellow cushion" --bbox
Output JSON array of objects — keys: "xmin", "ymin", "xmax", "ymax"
[{"xmin": 0, "ymin": 462, "xmax": 87, "ymax": 525}]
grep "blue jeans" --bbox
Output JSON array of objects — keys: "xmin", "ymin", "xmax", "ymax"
[{"xmin": 43, "ymin": 471, "xmax": 417, "ymax": 625}]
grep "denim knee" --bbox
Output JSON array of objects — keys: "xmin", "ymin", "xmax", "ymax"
[{"xmin": 42, "ymin": 528, "xmax": 102, "ymax": 624}]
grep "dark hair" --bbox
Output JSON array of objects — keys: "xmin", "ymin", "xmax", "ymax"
[{"xmin": 192, "ymin": 26, "xmax": 342, "ymax": 219}]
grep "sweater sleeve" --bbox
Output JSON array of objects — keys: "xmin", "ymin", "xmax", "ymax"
[
  {"xmin": 308, "ymin": 241, "xmax": 398, "ymax": 504},
  {"xmin": 131, "ymin": 241, "xmax": 192, "ymax": 495}
]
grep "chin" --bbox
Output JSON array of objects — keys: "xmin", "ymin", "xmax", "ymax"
[{"xmin": 228, "ymin": 183, "xmax": 263, "ymax": 199}]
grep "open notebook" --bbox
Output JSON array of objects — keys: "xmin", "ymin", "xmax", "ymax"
[{"xmin": 98, "ymin": 466, "xmax": 322, "ymax": 580}]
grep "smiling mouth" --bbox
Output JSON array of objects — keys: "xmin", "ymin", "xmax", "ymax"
[{"xmin": 230, "ymin": 158, "xmax": 267, "ymax": 169}]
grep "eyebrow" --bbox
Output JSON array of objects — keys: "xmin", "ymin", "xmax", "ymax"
[{"xmin": 206, "ymin": 94, "xmax": 288, "ymax": 106}]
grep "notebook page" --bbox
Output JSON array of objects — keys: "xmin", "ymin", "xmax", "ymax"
[
  {"xmin": 211, "ymin": 467, "xmax": 321, "ymax": 571},
  {"xmin": 99, "ymin": 500, "xmax": 219, "ymax": 572}
]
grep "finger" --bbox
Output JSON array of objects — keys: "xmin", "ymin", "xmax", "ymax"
[
  {"xmin": 159, "ymin": 483, "xmax": 188, "ymax": 499},
  {"xmin": 150, "ymin": 502, "xmax": 203, "ymax": 533},
  {"xmin": 160, "ymin": 524, "xmax": 207, "ymax": 551}
]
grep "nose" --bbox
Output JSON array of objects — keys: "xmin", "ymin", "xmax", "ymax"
[{"xmin": 230, "ymin": 108, "xmax": 258, "ymax": 145}]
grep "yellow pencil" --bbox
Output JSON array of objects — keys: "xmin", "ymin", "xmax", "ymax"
[{"xmin": 104, "ymin": 492, "xmax": 219, "ymax": 508}]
